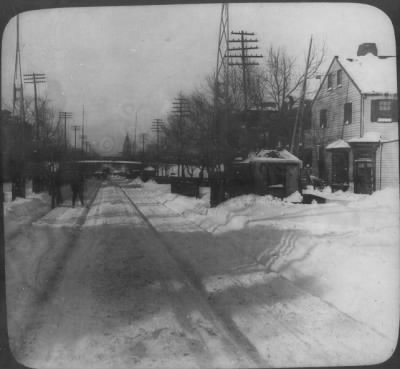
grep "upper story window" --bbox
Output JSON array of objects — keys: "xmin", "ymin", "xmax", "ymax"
[
  {"xmin": 320, "ymin": 109, "xmax": 328, "ymax": 128},
  {"xmin": 337, "ymin": 70, "xmax": 342, "ymax": 86},
  {"xmin": 371, "ymin": 99, "xmax": 398, "ymax": 123},
  {"xmin": 344, "ymin": 102, "xmax": 352, "ymax": 124},
  {"xmin": 327, "ymin": 73, "xmax": 333, "ymax": 90}
]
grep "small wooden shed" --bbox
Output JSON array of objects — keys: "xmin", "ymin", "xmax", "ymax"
[{"xmin": 249, "ymin": 149, "xmax": 302, "ymax": 198}]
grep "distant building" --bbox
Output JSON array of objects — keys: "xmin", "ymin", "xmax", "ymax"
[
  {"xmin": 235, "ymin": 100, "xmax": 311, "ymax": 153},
  {"xmin": 303, "ymin": 44, "xmax": 398, "ymax": 194}
]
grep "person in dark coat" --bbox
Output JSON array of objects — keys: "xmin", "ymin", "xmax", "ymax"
[
  {"xmin": 49, "ymin": 163, "xmax": 63, "ymax": 209},
  {"xmin": 70, "ymin": 165, "xmax": 85, "ymax": 208}
]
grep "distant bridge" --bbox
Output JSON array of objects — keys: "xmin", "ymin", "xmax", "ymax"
[
  {"xmin": 76, "ymin": 160, "xmax": 142, "ymax": 166},
  {"xmin": 74, "ymin": 160, "xmax": 143, "ymax": 175}
]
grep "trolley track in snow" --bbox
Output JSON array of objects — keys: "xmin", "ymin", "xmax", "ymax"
[{"xmin": 115, "ymin": 180, "xmax": 266, "ymax": 367}]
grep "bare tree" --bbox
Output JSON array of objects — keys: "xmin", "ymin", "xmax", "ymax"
[{"xmin": 260, "ymin": 42, "xmax": 326, "ymax": 110}]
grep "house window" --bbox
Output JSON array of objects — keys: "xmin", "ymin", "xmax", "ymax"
[
  {"xmin": 337, "ymin": 70, "xmax": 342, "ymax": 86},
  {"xmin": 344, "ymin": 102, "xmax": 352, "ymax": 124},
  {"xmin": 320, "ymin": 109, "xmax": 328, "ymax": 128},
  {"xmin": 371, "ymin": 99, "xmax": 398, "ymax": 122},
  {"xmin": 327, "ymin": 73, "xmax": 333, "ymax": 89}
]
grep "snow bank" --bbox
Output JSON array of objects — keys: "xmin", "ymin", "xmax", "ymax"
[
  {"xmin": 3, "ymin": 192, "xmax": 51, "ymax": 239},
  {"xmin": 284, "ymin": 191, "xmax": 303, "ymax": 203},
  {"xmin": 142, "ymin": 180, "xmax": 169, "ymax": 191},
  {"xmin": 127, "ymin": 177, "xmax": 144, "ymax": 186},
  {"xmin": 141, "ymin": 184, "xmax": 399, "ymax": 340},
  {"xmin": 348, "ymin": 187, "xmax": 399, "ymax": 210}
]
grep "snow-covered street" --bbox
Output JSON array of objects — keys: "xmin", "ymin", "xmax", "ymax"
[{"xmin": 4, "ymin": 178, "xmax": 399, "ymax": 368}]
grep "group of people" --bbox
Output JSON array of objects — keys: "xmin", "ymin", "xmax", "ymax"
[{"xmin": 48, "ymin": 163, "xmax": 85, "ymax": 209}]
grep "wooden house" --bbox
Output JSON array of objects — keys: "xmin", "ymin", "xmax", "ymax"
[{"xmin": 303, "ymin": 44, "xmax": 398, "ymax": 194}]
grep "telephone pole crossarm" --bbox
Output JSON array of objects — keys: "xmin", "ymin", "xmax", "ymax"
[
  {"xmin": 24, "ymin": 72, "xmax": 47, "ymax": 140},
  {"xmin": 59, "ymin": 111, "xmax": 72, "ymax": 151},
  {"xmin": 71, "ymin": 124, "xmax": 81, "ymax": 150}
]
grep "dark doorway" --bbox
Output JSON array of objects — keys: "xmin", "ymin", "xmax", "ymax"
[
  {"xmin": 354, "ymin": 160, "xmax": 375, "ymax": 194},
  {"xmin": 331, "ymin": 151, "xmax": 349, "ymax": 191}
]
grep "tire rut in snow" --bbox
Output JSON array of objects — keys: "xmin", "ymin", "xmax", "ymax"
[
  {"xmin": 16, "ymin": 182, "xmax": 102, "ymax": 360},
  {"xmin": 117, "ymin": 183, "xmax": 267, "ymax": 367}
]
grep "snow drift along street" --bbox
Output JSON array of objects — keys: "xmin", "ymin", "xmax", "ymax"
[{"xmin": 4, "ymin": 177, "xmax": 399, "ymax": 368}]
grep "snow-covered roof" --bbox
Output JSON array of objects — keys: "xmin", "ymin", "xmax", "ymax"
[
  {"xmin": 338, "ymin": 54, "xmax": 397, "ymax": 94},
  {"xmin": 348, "ymin": 131, "xmax": 381, "ymax": 143},
  {"xmin": 326, "ymin": 139, "xmax": 351, "ymax": 150},
  {"xmin": 250, "ymin": 149, "xmax": 302, "ymax": 164}
]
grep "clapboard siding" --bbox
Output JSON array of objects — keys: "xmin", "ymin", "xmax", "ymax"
[
  {"xmin": 311, "ymin": 58, "xmax": 362, "ymax": 146},
  {"xmin": 376, "ymin": 140, "xmax": 399, "ymax": 189},
  {"xmin": 306, "ymin": 58, "xmax": 360, "ymax": 180},
  {"xmin": 364, "ymin": 97, "xmax": 399, "ymax": 189},
  {"xmin": 305, "ymin": 56, "xmax": 398, "ymax": 191}
]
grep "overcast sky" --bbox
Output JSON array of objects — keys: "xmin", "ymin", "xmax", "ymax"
[{"xmin": 1, "ymin": 3, "xmax": 396, "ymax": 155}]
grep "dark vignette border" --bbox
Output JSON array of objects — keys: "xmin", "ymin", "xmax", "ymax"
[{"xmin": 0, "ymin": 1, "xmax": 399, "ymax": 369}]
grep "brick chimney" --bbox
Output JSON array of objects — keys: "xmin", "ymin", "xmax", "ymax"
[{"xmin": 357, "ymin": 43, "xmax": 378, "ymax": 56}]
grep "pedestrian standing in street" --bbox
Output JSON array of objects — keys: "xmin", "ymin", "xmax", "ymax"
[
  {"xmin": 70, "ymin": 164, "xmax": 85, "ymax": 208},
  {"xmin": 48, "ymin": 162, "xmax": 62, "ymax": 209}
]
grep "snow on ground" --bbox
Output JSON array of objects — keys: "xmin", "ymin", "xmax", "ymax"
[
  {"xmin": 2, "ymin": 183, "xmax": 51, "ymax": 239},
  {"xmin": 5, "ymin": 177, "xmax": 399, "ymax": 365},
  {"xmin": 140, "ymin": 181, "xmax": 399, "ymax": 344},
  {"xmin": 303, "ymin": 185, "xmax": 369, "ymax": 203}
]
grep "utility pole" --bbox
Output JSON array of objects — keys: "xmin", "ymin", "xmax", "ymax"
[
  {"xmin": 13, "ymin": 15, "xmax": 25, "ymax": 123},
  {"xmin": 208, "ymin": 2, "xmax": 230, "ymax": 207},
  {"xmin": 172, "ymin": 96, "xmax": 190, "ymax": 177},
  {"xmin": 228, "ymin": 31, "xmax": 263, "ymax": 112},
  {"xmin": 151, "ymin": 119, "xmax": 164, "ymax": 156},
  {"xmin": 152, "ymin": 119, "xmax": 164, "ymax": 176},
  {"xmin": 12, "ymin": 15, "xmax": 26, "ymax": 198},
  {"xmin": 24, "ymin": 72, "xmax": 46, "ymax": 141},
  {"xmin": 71, "ymin": 124, "xmax": 81, "ymax": 150},
  {"xmin": 290, "ymin": 36, "xmax": 313, "ymax": 156},
  {"xmin": 140, "ymin": 133, "xmax": 147, "ymax": 161},
  {"xmin": 172, "ymin": 97, "xmax": 191, "ymax": 118},
  {"xmin": 134, "ymin": 112, "xmax": 138, "ymax": 158},
  {"xmin": 59, "ymin": 112, "xmax": 72, "ymax": 151},
  {"xmin": 24, "ymin": 72, "xmax": 46, "ymax": 194},
  {"xmin": 214, "ymin": 2, "xmax": 230, "ymax": 172},
  {"xmin": 228, "ymin": 30, "xmax": 262, "ymax": 152},
  {"xmin": 215, "ymin": 2, "xmax": 230, "ymax": 105},
  {"xmin": 81, "ymin": 105, "xmax": 86, "ymax": 153}
]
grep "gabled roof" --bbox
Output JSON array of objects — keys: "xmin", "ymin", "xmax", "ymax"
[
  {"xmin": 250, "ymin": 149, "xmax": 302, "ymax": 164},
  {"xmin": 326, "ymin": 139, "xmax": 351, "ymax": 150},
  {"xmin": 338, "ymin": 54, "xmax": 397, "ymax": 94},
  {"xmin": 234, "ymin": 149, "xmax": 302, "ymax": 165},
  {"xmin": 313, "ymin": 53, "xmax": 397, "ymax": 102}
]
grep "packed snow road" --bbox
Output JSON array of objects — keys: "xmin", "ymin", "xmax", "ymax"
[
  {"xmin": 7, "ymin": 181, "xmax": 256, "ymax": 369},
  {"xmin": 6, "ymin": 179, "xmax": 395, "ymax": 368}
]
